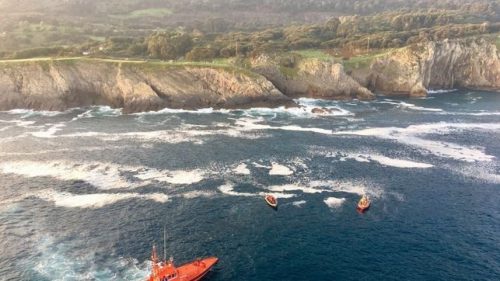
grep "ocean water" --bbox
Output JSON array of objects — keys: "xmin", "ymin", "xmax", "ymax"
[{"xmin": 0, "ymin": 90, "xmax": 499, "ymax": 281}]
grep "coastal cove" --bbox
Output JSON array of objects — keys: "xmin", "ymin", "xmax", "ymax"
[{"xmin": 0, "ymin": 91, "xmax": 499, "ymax": 280}]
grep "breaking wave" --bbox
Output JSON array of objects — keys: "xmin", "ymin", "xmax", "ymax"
[
  {"xmin": 334, "ymin": 122, "xmax": 500, "ymax": 162},
  {"xmin": 35, "ymin": 189, "xmax": 169, "ymax": 209},
  {"xmin": 323, "ymin": 197, "xmax": 346, "ymax": 209},
  {"xmin": 0, "ymin": 161, "xmax": 207, "ymax": 190}
]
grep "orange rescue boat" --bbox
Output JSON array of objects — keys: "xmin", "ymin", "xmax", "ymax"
[
  {"xmin": 357, "ymin": 194, "xmax": 370, "ymax": 213},
  {"xmin": 265, "ymin": 194, "xmax": 278, "ymax": 209},
  {"xmin": 147, "ymin": 245, "xmax": 218, "ymax": 281}
]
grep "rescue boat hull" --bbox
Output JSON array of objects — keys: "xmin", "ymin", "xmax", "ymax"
[{"xmin": 265, "ymin": 195, "xmax": 278, "ymax": 209}]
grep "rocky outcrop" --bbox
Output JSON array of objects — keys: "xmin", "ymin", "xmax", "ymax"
[
  {"xmin": 0, "ymin": 59, "xmax": 293, "ymax": 113},
  {"xmin": 365, "ymin": 38, "xmax": 500, "ymax": 96},
  {"xmin": 252, "ymin": 56, "xmax": 374, "ymax": 100}
]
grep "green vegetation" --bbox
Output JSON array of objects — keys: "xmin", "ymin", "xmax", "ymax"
[
  {"xmin": 0, "ymin": 0, "xmax": 498, "ymax": 65},
  {"xmin": 111, "ymin": 8, "xmax": 173, "ymax": 19},
  {"xmin": 291, "ymin": 50, "xmax": 333, "ymax": 61}
]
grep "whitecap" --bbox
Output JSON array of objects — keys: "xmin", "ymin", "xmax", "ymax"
[
  {"xmin": 339, "ymin": 153, "xmax": 433, "ymax": 168},
  {"xmin": 292, "ymin": 200, "xmax": 307, "ymax": 207},
  {"xmin": 36, "ymin": 189, "xmax": 169, "ymax": 209},
  {"xmin": 323, "ymin": 197, "xmax": 346, "ymax": 208},
  {"xmin": 266, "ymin": 184, "xmax": 327, "ymax": 194},
  {"xmin": 30, "ymin": 123, "xmax": 66, "ymax": 138},
  {"xmin": 0, "ymin": 161, "xmax": 132, "ymax": 190},
  {"xmin": 0, "ymin": 160, "xmax": 206, "ymax": 190},
  {"xmin": 334, "ymin": 122, "xmax": 499, "ymax": 162},
  {"xmin": 178, "ymin": 190, "xmax": 217, "ymax": 199},
  {"xmin": 427, "ymin": 89, "xmax": 458, "ymax": 94},
  {"xmin": 218, "ymin": 183, "xmax": 296, "ymax": 198},
  {"xmin": 233, "ymin": 163, "xmax": 251, "ymax": 175},
  {"xmin": 269, "ymin": 162, "xmax": 294, "ymax": 176},
  {"xmin": 4, "ymin": 108, "xmax": 65, "ymax": 118},
  {"xmin": 134, "ymin": 169, "xmax": 205, "ymax": 185}
]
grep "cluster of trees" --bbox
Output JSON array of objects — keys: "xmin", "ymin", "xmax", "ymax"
[{"xmin": 1, "ymin": 1, "xmax": 499, "ymax": 60}]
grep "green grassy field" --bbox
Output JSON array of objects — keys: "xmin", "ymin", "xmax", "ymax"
[
  {"xmin": 292, "ymin": 49, "xmax": 334, "ymax": 61},
  {"xmin": 111, "ymin": 8, "xmax": 173, "ymax": 19}
]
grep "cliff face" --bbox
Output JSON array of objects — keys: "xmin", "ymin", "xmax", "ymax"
[
  {"xmin": 366, "ymin": 38, "xmax": 500, "ymax": 96},
  {"xmin": 0, "ymin": 59, "xmax": 293, "ymax": 113},
  {"xmin": 253, "ymin": 57, "xmax": 374, "ymax": 100}
]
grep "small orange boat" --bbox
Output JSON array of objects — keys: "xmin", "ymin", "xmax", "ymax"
[
  {"xmin": 265, "ymin": 194, "xmax": 278, "ymax": 209},
  {"xmin": 357, "ymin": 194, "xmax": 370, "ymax": 213},
  {"xmin": 147, "ymin": 245, "xmax": 218, "ymax": 281}
]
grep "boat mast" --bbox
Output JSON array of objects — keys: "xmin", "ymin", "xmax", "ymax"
[{"xmin": 163, "ymin": 225, "xmax": 167, "ymax": 262}]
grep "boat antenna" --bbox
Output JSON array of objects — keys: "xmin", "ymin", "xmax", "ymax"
[{"xmin": 163, "ymin": 225, "xmax": 167, "ymax": 262}]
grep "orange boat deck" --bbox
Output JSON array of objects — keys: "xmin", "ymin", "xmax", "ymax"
[{"xmin": 148, "ymin": 246, "xmax": 218, "ymax": 281}]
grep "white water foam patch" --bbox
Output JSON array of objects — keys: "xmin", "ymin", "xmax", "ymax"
[
  {"xmin": 0, "ymin": 161, "xmax": 131, "ymax": 190},
  {"xmin": 178, "ymin": 190, "xmax": 217, "ymax": 199},
  {"xmin": 378, "ymin": 100, "xmax": 443, "ymax": 112},
  {"xmin": 427, "ymin": 89, "xmax": 458, "ymax": 94},
  {"xmin": 0, "ymin": 161, "xmax": 207, "ymax": 189},
  {"xmin": 30, "ymin": 123, "xmax": 66, "ymax": 138},
  {"xmin": 51, "ymin": 121, "xmax": 267, "ymax": 144},
  {"xmin": 33, "ymin": 237, "xmax": 150, "ymax": 281},
  {"xmin": 35, "ymin": 189, "xmax": 169, "ymax": 209},
  {"xmin": 233, "ymin": 163, "xmax": 251, "ymax": 175},
  {"xmin": 71, "ymin": 106, "xmax": 123, "ymax": 121},
  {"xmin": 233, "ymin": 118, "xmax": 333, "ymax": 135},
  {"xmin": 338, "ymin": 153, "xmax": 433, "ymax": 168},
  {"xmin": 134, "ymin": 168, "xmax": 205, "ymax": 185},
  {"xmin": 308, "ymin": 180, "xmax": 384, "ymax": 198},
  {"xmin": 218, "ymin": 183, "xmax": 296, "ymax": 198},
  {"xmin": 335, "ymin": 122, "xmax": 500, "ymax": 162},
  {"xmin": 269, "ymin": 162, "xmax": 294, "ymax": 176},
  {"xmin": 324, "ymin": 197, "xmax": 346, "ymax": 209},
  {"xmin": 292, "ymin": 200, "xmax": 307, "ymax": 207},
  {"xmin": 133, "ymin": 107, "xmax": 230, "ymax": 115},
  {"xmin": 4, "ymin": 109, "xmax": 66, "ymax": 118},
  {"xmin": 266, "ymin": 184, "xmax": 328, "ymax": 194}
]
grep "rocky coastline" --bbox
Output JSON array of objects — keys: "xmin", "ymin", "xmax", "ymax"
[{"xmin": 0, "ymin": 38, "xmax": 498, "ymax": 113}]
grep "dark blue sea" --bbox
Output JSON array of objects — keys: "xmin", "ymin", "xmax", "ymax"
[{"xmin": 0, "ymin": 90, "xmax": 499, "ymax": 281}]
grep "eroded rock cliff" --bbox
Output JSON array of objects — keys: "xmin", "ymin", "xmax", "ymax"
[
  {"xmin": 252, "ymin": 56, "xmax": 374, "ymax": 100},
  {"xmin": 0, "ymin": 59, "xmax": 293, "ymax": 113},
  {"xmin": 365, "ymin": 38, "xmax": 500, "ymax": 96}
]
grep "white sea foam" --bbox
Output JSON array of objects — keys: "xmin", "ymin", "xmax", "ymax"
[
  {"xmin": 179, "ymin": 190, "xmax": 217, "ymax": 199},
  {"xmin": 335, "ymin": 122, "xmax": 499, "ymax": 162},
  {"xmin": 134, "ymin": 168, "xmax": 205, "ymax": 185},
  {"xmin": 0, "ymin": 161, "xmax": 131, "ymax": 190},
  {"xmin": 308, "ymin": 180, "xmax": 384, "ymax": 198},
  {"xmin": 266, "ymin": 184, "xmax": 328, "ymax": 194},
  {"xmin": 323, "ymin": 197, "xmax": 346, "ymax": 208},
  {"xmin": 269, "ymin": 162, "xmax": 294, "ymax": 176},
  {"xmin": 234, "ymin": 118, "xmax": 332, "ymax": 135},
  {"xmin": 233, "ymin": 163, "xmax": 251, "ymax": 175},
  {"xmin": 31, "ymin": 123, "xmax": 66, "ymax": 138},
  {"xmin": 218, "ymin": 183, "xmax": 257, "ymax": 197},
  {"xmin": 36, "ymin": 189, "xmax": 169, "ymax": 208},
  {"xmin": 218, "ymin": 183, "xmax": 296, "ymax": 198},
  {"xmin": 71, "ymin": 106, "xmax": 122, "ymax": 121},
  {"xmin": 0, "ymin": 160, "xmax": 206, "ymax": 189},
  {"xmin": 252, "ymin": 162, "xmax": 271, "ymax": 169},
  {"xmin": 292, "ymin": 200, "xmax": 307, "ymax": 207},
  {"xmin": 133, "ymin": 107, "xmax": 230, "ymax": 116},
  {"xmin": 398, "ymin": 101, "xmax": 443, "ymax": 112},
  {"xmin": 4, "ymin": 108, "xmax": 66, "ymax": 118},
  {"xmin": 427, "ymin": 89, "xmax": 458, "ymax": 94},
  {"xmin": 339, "ymin": 153, "xmax": 433, "ymax": 168},
  {"xmin": 34, "ymin": 237, "xmax": 150, "ymax": 281}
]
